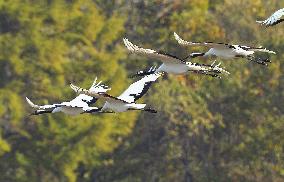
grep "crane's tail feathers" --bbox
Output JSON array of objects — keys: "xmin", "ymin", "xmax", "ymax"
[
  {"xmin": 174, "ymin": 32, "xmax": 190, "ymax": 45},
  {"xmin": 210, "ymin": 60, "xmax": 217, "ymax": 66},
  {"xmin": 90, "ymin": 78, "xmax": 111, "ymax": 92},
  {"xmin": 210, "ymin": 61, "xmax": 230, "ymax": 75},
  {"xmin": 25, "ymin": 97, "xmax": 40, "ymax": 109},
  {"xmin": 124, "ymin": 38, "xmax": 156, "ymax": 55},
  {"xmin": 70, "ymin": 83, "xmax": 89, "ymax": 95},
  {"xmin": 91, "ymin": 77, "xmax": 98, "ymax": 88},
  {"xmin": 123, "ymin": 38, "xmax": 136, "ymax": 52}
]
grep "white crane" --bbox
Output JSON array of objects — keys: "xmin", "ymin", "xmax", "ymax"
[
  {"xmin": 123, "ymin": 38, "xmax": 229, "ymax": 78},
  {"xmin": 70, "ymin": 73, "xmax": 162, "ymax": 113},
  {"xmin": 174, "ymin": 32, "xmax": 276, "ymax": 66},
  {"xmin": 257, "ymin": 8, "xmax": 284, "ymax": 27},
  {"xmin": 26, "ymin": 78, "xmax": 110, "ymax": 115}
]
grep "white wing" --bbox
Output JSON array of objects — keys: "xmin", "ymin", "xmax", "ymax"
[
  {"xmin": 70, "ymin": 74, "xmax": 161, "ymax": 104},
  {"xmin": 26, "ymin": 78, "xmax": 110, "ymax": 113},
  {"xmin": 174, "ymin": 32, "xmax": 231, "ymax": 49},
  {"xmin": 256, "ymin": 8, "xmax": 284, "ymax": 26},
  {"xmin": 237, "ymin": 45, "xmax": 276, "ymax": 54},
  {"xmin": 69, "ymin": 77, "xmax": 111, "ymax": 104},
  {"xmin": 70, "ymin": 83, "xmax": 127, "ymax": 104},
  {"xmin": 26, "ymin": 97, "xmax": 60, "ymax": 110},
  {"xmin": 70, "ymin": 83, "xmax": 101, "ymax": 98},
  {"xmin": 26, "ymin": 96, "xmax": 89, "ymax": 110},
  {"xmin": 117, "ymin": 73, "xmax": 162, "ymax": 103},
  {"xmin": 68, "ymin": 94, "xmax": 97, "ymax": 107},
  {"xmin": 123, "ymin": 38, "xmax": 185, "ymax": 64},
  {"xmin": 26, "ymin": 97, "xmax": 101, "ymax": 115},
  {"xmin": 247, "ymin": 48, "xmax": 276, "ymax": 54},
  {"xmin": 72, "ymin": 84, "xmax": 128, "ymax": 104},
  {"xmin": 89, "ymin": 77, "xmax": 111, "ymax": 93}
]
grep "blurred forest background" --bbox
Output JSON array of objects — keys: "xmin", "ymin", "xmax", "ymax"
[{"xmin": 0, "ymin": 0, "xmax": 283, "ymax": 181}]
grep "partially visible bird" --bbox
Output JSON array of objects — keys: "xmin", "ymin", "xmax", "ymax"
[
  {"xmin": 174, "ymin": 32, "xmax": 276, "ymax": 66},
  {"xmin": 123, "ymin": 38, "xmax": 229, "ymax": 78},
  {"xmin": 70, "ymin": 73, "xmax": 162, "ymax": 113},
  {"xmin": 256, "ymin": 8, "xmax": 284, "ymax": 27},
  {"xmin": 26, "ymin": 78, "xmax": 110, "ymax": 115}
]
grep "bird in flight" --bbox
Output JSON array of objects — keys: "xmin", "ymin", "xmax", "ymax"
[
  {"xmin": 123, "ymin": 38, "xmax": 229, "ymax": 78},
  {"xmin": 174, "ymin": 32, "xmax": 276, "ymax": 66},
  {"xmin": 26, "ymin": 78, "xmax": 110, "ymax": 115},
  {"xmin": 70, "ymin": 73, "xmax": 162, "ymax": 113},
  {"xmin": 256, "ymin": 8, "xmax": 284, "ymax": 27}
]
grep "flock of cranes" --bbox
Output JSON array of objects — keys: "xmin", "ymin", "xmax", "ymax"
[{"xmin": 26, "ymin": 8, "xmax": 283, "ymax": 116}]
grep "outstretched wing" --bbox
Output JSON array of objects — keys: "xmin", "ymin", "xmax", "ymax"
[
  {"xmin": 174, "ymin": 32, "xmax": 231, "ymax": 49},
  {"xmin": 256, "ymin": 8, "xmax": 284, "ymax": 26},
  {"xmin": 25, "ymin": 97, "xmax": 98, "ymax": 115},
  {"xmin": 70, "ymin": 83, "xmax": 128, "ymax": 104},
  {"xmin": 237, "ymin": 45, "xmax": 276, "ymax": 54},
  {"xmin": 68, "ymin": 94, "xmax": 98, "ymax": 106},
  {"xmin": 117, "ymin": 72, "xmax": 162, "ymax": 103},
  {"xmin": 89, "ymin": 77, "xmax": 111, "ymax": 93},
  {"xmin": 123, "ymin": 38, "xmax": 185, "ymax": 64},
  {"xmin": 26, "ymin": 97, "xmax": 60, "ymax": 110},
  {"xmin": 240, "ymin": 46, "xmax": 276, "ymax": 54},
  {"xmin": 69, "ymin": 77, "xmax": 111, "ymax": 105},
  {"xmin": 25, "ymin": 97, "xmax": 61, "ymax": 110},
  {"xmin": 26, "ymin": 96, "xmax": 89, "ymax": 110},
  {"xmin": 26, "ymin": 78, "xmax": 111, "ymax": 113}
]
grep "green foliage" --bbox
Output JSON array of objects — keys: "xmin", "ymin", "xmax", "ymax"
[
  {"xmin": 0, "ymin": 1, "xmax": 136, "ymax": 182},
  {"xmin": 89, "ymin": 0, "xmax": 284, "ymax": 182},
  {"xmin": 0, "ymin": 0, "xmax": 283, "ymax": 182}
]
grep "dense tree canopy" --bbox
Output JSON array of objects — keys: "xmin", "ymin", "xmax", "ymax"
[
  {"xmin": 0, "ymin": 1, "xmax": 136, "ymax": 181},
  {"xmin": 0, "ymin": 0, "xmax": 283, "ymax": 182}
]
